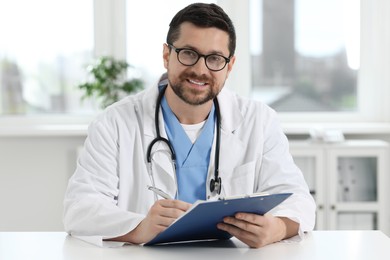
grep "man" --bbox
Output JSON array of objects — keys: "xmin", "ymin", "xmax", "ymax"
[{"xmin": 64, "ymin": 3, "xmax": 315, "ymax": 248}]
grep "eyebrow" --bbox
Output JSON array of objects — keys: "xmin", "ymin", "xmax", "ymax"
[{"xmin": 180, "ymin": 44, "xmax": 227, "ymax": 57}]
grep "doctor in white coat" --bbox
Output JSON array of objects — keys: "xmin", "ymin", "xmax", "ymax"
[{"xmin": 63, "ymin": 3, "xmax": 315, "ymax": 248}]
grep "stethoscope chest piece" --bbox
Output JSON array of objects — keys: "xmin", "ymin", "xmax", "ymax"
[{"xmin": 210, "ymin": 177, "xmax": 222, "ymax": 195}]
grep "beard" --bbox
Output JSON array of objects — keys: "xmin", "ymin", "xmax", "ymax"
[{"xmin": 167, "ymin": 71, "xmax": 221, "ymax": 106}]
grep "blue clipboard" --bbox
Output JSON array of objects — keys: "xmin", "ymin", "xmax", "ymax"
[{"xmin": 144, "ymin": 192, "xmax": 292, "ymax": 246}]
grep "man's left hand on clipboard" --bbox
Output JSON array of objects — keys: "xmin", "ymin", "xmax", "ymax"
[{"xmin": 217, "ymin": 213, "xmax": 299, "ymax": 248}]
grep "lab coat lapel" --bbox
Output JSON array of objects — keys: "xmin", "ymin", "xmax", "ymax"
[
  {"xmin": 217, "ymin": 88, "xmax": 244, "ymax": 133},
  {"xmin": 142, "ymin": 85, "xmax": 177, "ymax": 196},
  {"xmin": 207, "ymin": 89, "xmax": 246, "ymax": 197},
  {"xmin": 142, "ymin": 83, "xmax": 158, "ymax": 139},
  {"xmin": 217, "ymin": 88, "xmax": 246, "ymax": 164}
]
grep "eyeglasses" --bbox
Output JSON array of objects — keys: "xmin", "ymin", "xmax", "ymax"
[{"xmin": 167, "ymin": 43, "xmax": 230, "ymax": 72}]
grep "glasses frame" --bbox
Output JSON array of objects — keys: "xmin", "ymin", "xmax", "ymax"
[{"xmin": 167, "ymin": 43, "xmax": 230, "ymax": 72}]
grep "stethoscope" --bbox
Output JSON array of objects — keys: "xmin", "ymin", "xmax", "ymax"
[{"xmin": 146, "ymin": 84, "xmax": 222, "ymax": 199}]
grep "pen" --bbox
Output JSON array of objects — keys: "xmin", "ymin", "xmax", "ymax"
[{"xmin": 147, "ymin": 185, "xmax": 173, "ymax": 200}]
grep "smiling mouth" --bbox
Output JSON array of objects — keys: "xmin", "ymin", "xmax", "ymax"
[{"xmin": 188, "ymin": 79, "xmax": 207, "ymax": 86}]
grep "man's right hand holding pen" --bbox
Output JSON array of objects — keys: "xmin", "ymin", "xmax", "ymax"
[{"xmin": 106, "ymin": 186, "xmax": 191, "ymax": 244}]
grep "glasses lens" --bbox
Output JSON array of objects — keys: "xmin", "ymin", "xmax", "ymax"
[
  {"xmin": 206, "ymin": 55, "xmax": 227, "ymax": 71},
  {"xmin": 178, "ymin": 49, "xmax": 199, "ymax": 66}
]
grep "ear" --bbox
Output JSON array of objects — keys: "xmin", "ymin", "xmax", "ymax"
[
  {"xmin": 163, "ymin": 43, "xmax": 170, "ymax": 69},
  {"xmin": 225, "ymin": 55, "xmax": 236, "ymax": 78}
]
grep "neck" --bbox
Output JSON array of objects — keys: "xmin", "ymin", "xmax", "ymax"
[{"xmin": 165, "ymin": 86, "xmax": 213, "ymax": 124}]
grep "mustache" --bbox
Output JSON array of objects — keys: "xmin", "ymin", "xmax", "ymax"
[{"xmin": 180, "ymin": 71, "xmax": 211, "ymax": 83}]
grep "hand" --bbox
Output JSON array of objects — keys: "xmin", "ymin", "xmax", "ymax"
[
  {"xmin": 124, "ymin": 199, "xmax": 191, "ymax": 244},
  {"xmin": 217, "ymin": 213, "xmax": 298, "ymax": 248}
]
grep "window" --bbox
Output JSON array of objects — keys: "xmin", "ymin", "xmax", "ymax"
[
  {"xmin": 251, "ymin": 0, "xmax": 359, "ymax": 113},
  {"xmin": 223, "ymin": 0, "xmax": 390, "ymax": 123},
  {"xmin": 2, "ymin": 0, "xmax": 389, "ymax": 126},
  {"xmin": 0, "ymin": 0, "xmax": 94, "ymax": 116}
]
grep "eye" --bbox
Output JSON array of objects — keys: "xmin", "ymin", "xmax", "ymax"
[
  {"xmin": 181, "ymin": 49, "xmax": 198, "ymax": 59},
  {"xmin": 208, "ymin": 55, "xmax": 224, "ymax": 63}
]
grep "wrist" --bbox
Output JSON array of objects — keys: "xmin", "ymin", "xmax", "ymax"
[{"xmin": 277, "ymin": 217, "xmax": 299, "ymax": 240}]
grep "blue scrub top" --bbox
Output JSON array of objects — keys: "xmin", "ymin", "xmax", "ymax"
[{"xmin": 161, "ymin": 96, "xmax": 215, "ymax": 203}]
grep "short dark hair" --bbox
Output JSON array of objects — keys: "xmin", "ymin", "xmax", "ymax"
[{"xmin": 166, "ymin": 3, "xmax": 236, "ymax": 57}]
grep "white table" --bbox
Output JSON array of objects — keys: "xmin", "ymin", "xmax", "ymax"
[{"xmin": 1, "ymin": 231, "xmax": 389, "ymax": 260}]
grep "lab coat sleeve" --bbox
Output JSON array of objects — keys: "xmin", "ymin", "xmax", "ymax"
[
  {"xmin": 257, "ymin": 107, "xmax": 316, "ymax": 238},
  {"xmin": 63, "ymin": 113, "xmax": 144, "ymax": 247}
]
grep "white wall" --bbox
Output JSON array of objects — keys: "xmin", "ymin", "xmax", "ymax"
[{"xmin": 0, "ymin": 136, "xmax": 85, "ymax": 231}]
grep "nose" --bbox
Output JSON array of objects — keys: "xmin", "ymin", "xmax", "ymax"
[{"xmin": 192, "ymin": 56, "xmax": 209, "ymax": 74}]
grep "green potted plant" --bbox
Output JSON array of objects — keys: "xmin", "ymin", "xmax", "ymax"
[{"xmin": 78, "ymin": 56, "xmax": 144, "ymax": 108}]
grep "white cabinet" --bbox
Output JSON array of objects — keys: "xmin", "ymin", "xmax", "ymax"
[{"xmin": 289, "ymin": 140, "xmax": 389, "ymax": 235}]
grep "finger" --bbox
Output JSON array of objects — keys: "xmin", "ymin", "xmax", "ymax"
[
  {"xmin": 235, "ymin": 213, "xmax": 267, "ymax": 226},
  {"xmin": 222, "ymin": 216, "xmax": 261, "ymax": 235},
  {"xmin": 155, "ymin": 216, "xmax": 177, "ymax": 227},
  {"xmin": 160, "ymin": 207, "xmax": 187, "ymax": 219},
  {"xmin": 158, "ymin": 199, "xmax": 192, "ymax": 211},
  {"xmin": 147, "ymin": 207, "xmax": 178, "ymax": 227},
  {"xmin": 152, "ymin": 200, "xmax": 191, "ymax": 219},
  {"xmin": 217, "ymin": 222, "xmax": 258, "ymax": 247}
]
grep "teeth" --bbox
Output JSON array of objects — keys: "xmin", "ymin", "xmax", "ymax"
[{"xmin": 189, "ymin": 79, "xmax": 206, "ymax": 86}]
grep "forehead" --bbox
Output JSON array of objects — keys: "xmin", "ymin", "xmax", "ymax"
[{"xmin": 174, "ymin": 22, "xmax": 230, "ymax": 55}]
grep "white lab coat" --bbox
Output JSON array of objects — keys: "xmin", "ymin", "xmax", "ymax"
[{"xmin": 63, "ymin": 83, "xmax": 316, "ymax": 246}]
